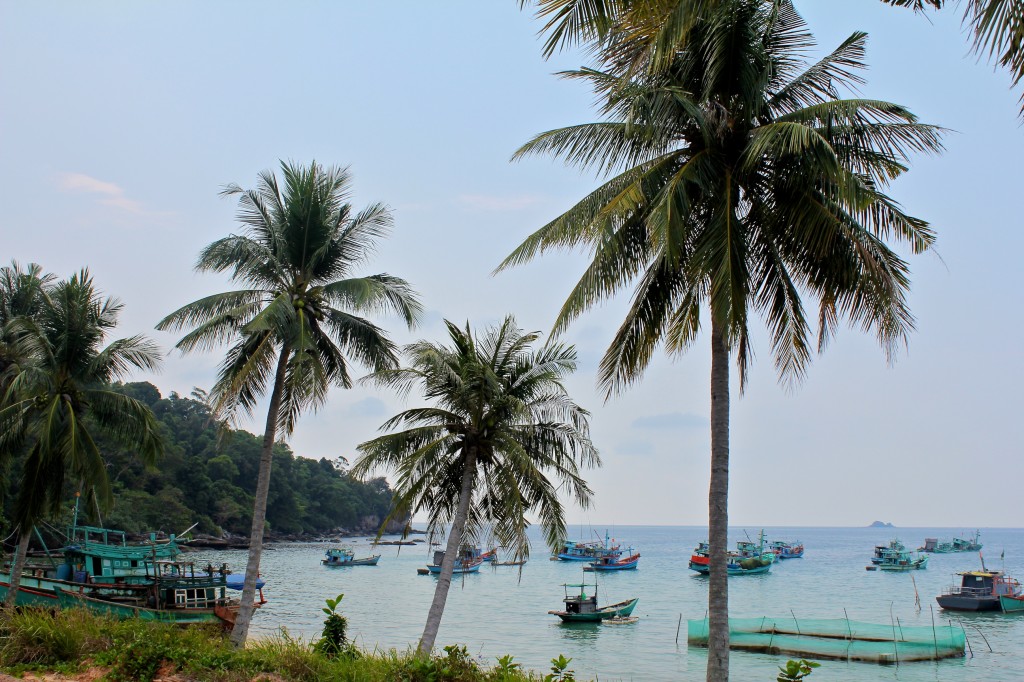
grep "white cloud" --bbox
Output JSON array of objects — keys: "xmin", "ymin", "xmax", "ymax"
[{"xmin": 58, "ymin": 172, "xmax": 143, "ymax": 213}]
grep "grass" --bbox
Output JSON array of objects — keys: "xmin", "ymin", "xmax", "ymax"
[{"xmin": 0, "ymin": 607, "xmax": 579, "ymax": 681}]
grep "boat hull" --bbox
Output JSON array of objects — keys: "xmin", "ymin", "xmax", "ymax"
[
  {"xmin": 936, "ymin": 595, "xmax": 1000, "ymax": 611},
  {"xmin": 1000, "ymin": 595, "xmax": 1024, "ymax": 613},
  {"xmin": 54, "ymin": 588, "xmax": 232, "ymax": 626},
  {"xmin": 549, "ymin": 597, "xmax": 639, "ymax": 622},
  {"xmin": 426, "ymin": 561, "xmax": 481, "ymax": 574},
  {"xmin": 322, "ymin": 555, "xmax": 381, "ymax": 567}
]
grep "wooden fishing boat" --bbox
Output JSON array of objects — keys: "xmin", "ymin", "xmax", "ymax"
[
  {"xmin": 424, "ymin": 549, "xmax": 483, "ymax": 574},
  {"xmin": 870, "ymin": 539, "xmax": 906, "ymax": 564},
  {"xmin": 1000, "ymin": 593, "xmax": 1024, "ymax": 613},
  {"xmin": 919, "ymin": 531, "xmax": 982, "ymax": 554},
  {"xmin": 769, "ymin": 540, "xmax": 805, "ymax": 559},
  {"xmin": 584, "ymin": 552, "xmax": 640, "ymax": 572},
  {"xmin": 875, "ymin": 548, "xmax": 928, "ymax": 571},
  {"xmin": 53, "ymin": 560, "xmax": 263, "ymax": 629},
  {"xmin": 937, "ymin": 570, "xmax": 1021, "ymax": 611},
  {"xmin": 688, "ymin": 541, "xmax": 772, "ymax": 576},
  {"xmin": 555, "ymin": 531, "xmax": 622, "ymax": 562},
  {"xmin": 321, "ymin": 546, "xmax": 381, "ymax": 567},
  {"xmin": 548, "ymin": 582, "xmax": 638, "ymax": 622}
]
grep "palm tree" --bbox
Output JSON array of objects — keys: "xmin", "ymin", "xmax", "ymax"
[
  {"xmin": 525, "ymin": 0, "xmax": 1024, "ymax": 116},
  {"xmin": 499, "ymin": 2, "xmax": 942, "ymax": 678},
  {"xmin": 157, "ymin": 160, "xmax": 422, "ymax": 646},
  {"xmin": 0, "ymin": 269, "xmax": 164, "ymax": 605},
  {"xmin": 352, "ymin": 317, "xmax": 599, "ymax": 654},
  {"xmin": 0, "ymin": 261, "xmax": 54, "ymax": 390}
]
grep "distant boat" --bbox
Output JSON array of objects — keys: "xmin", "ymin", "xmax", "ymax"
[
  {"xmin": 870, "ymin": 539, "xmax": 906, "ymax": 565},
  {"xmin": 555, "ymin": 531, "xmax": 623, "ymax": 562},
  {"xmin": 321, "ymin": 546, "xmax": 381, "ymax": 567},
  {"xmin": 584, "ymin": 552, "xmax": 640, "ymax": 572},
  {"xmin": 937, "ymin": 570, "xmax": 1022, "ymax": 611},
  {"xmin": 423, "ymin": 548, "xmax": 483, "ymax": 575},
  {"xmin": 689, "ymin": 540, "xmax": 772, "ymax": 576},
  {"xmin": 547, "ymin": 582, "xmax": 638, "ymax": 622},
  {"xmin": 919, "ymin": 531, "xmax": 983, "ymax": 554},
  {"xmin": 871, "ymin": 544, "xmax": 928, "ymax": 571},
  {"xmin": 769, "ymin": 540, "xmax": 805, "ymax": 559}
]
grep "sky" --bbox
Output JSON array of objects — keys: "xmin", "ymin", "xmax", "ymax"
[{"xmin": 2, "ymin": 1, "xmax": 1022, "ymax": 528}]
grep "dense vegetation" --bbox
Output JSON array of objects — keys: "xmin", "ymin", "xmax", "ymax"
[
  {"xmin": 1, "ymin": 382, "xmax": 396, "ymax": 540},
  {"xmin": 0, "ymin": 606, "xmax": 580, "ymax": 682}
]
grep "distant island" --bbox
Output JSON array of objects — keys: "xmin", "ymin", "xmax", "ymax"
[{"xmin": 868, "ymin": 521, "xmax": 895, "ymax": 528}]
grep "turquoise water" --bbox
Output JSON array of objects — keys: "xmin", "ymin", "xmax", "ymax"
[{"xmin": 196, "ymin": 526, "xmax": 1024, "ymax": 680}]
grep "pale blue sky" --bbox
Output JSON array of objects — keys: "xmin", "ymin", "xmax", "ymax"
[{"xmin": 2, "ymin": 1, "xmax": 1021, "ymax": 527}]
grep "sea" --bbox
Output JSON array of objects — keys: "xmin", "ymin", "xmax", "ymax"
[{"xmin": 193, "ymin": 526, "xmax": 1024, "ymax": 681}]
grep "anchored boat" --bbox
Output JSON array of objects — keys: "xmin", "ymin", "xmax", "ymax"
[
  {"xmin": 321, "ymin": 546, "xmax": 381, "ymax": 567},
  {"xmin": 936, "ymin": 570, "xmax": 1022, "ymax": 611},
  {"xmin": 548, "ymin": 582, "xmax": 638, "ymax": 622}
]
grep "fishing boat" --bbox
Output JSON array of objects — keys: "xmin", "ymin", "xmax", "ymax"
[
  {"xmin": 53, "ymin": 559, "xmax": 261, "ymax": 628},
  {"xmin": 688, "ymin": 540, "xmax": 772, "ymax": 576},
  {"xmin": 555, "ymin": 531, "xmax": 622, "ymax": 562},
  {"xmin": 584, "ymin": 551, "xmax": 640, "ymax": 572},
  {"xmin": 423, "ymin": 549, "xmax": 483, "ymax": 575},
  {"xmin": 735, "ymin": 531, "xmax": 775, "ymax": 564},
  {"xmin": 876, "ymin": 549, "xmax": 928, "ymax": 571},
  {"xmin": 769, "ymin": 540, "xmax": 805, "ymax": 559},
  {"xmin": 870, "ymin": 539, "xmax": 906, "ymax": 565},
  {"xmin": 937, "ymin": 570, "xmax": 1022, "ymax": 611},
  {"xmin": 1, "ymin": 524, "xmax": 187, "ymax": 606},
  {"xmin": 1000, "ymin": 593, "xmax": 1024, "ymax": 613},
  {"xmin": 919, "ymin": 531, "xmax": 983, "ymax": 554},
  {"xmin": 547, "ymin": 582, "xmax": 638, "ymax": 622},
  {"xmin": 321, "ymin": 546, "xmax": 381, "ymax": 567}
]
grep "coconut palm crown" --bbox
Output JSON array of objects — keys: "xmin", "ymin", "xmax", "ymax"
[
  {"xmin": 157, "ymin": 160, "xmax": 422, "ymax": 645},
  {"xmin": 353, "ymin": 317, "xmax": 599, "ymax": 653},
  {"xmin": 0, "ymin": 269, "xmax": 164, "ymax": 605},
  {"xmin": 500, "ymin": 2, "xmax": 942, "ymax": 679}
]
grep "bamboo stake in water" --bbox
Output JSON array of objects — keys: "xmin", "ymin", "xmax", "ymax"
[
  {"xmin": 676, "ymin": 614, "xmax": 682, "ymax": 645},
  {"xmin": 930, "ymin": 604, "xmax": 940, "ymax": 659},
  {"xmin": 957, "ymin": 616, "xmax": 973, "ymax": 657},
  {"xmin": 889, "ymin": 602, "xmax": 900, "ymax": 666}
]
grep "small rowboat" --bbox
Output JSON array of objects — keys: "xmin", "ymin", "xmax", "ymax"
[{"xmin": 425, "ymin": 557, "xmax": 483, "ymax": 574}]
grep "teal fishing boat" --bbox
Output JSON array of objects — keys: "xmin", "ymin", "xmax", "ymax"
[
  {"xmin": 547, "ymin": 582, "xmax": 638, "ymax": 622},
  {"xmin": 321, "ymin": 546, "xmax": 381, "ymax": 566},
  {"xmin": 919, "ymin": 531, "xmax": 983, "ymax": 554},
  {"xmin": 52, "ymin": 560, "xmax": 252, "ymax": 628},
  {"xmin": 0, "ymin": 524, "xmax": 188, "ymax": 606}
]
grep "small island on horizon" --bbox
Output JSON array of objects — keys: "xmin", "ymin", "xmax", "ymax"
[{"xmin": 868, "ymin": 520, "xmax": 895, "ymax": 528}]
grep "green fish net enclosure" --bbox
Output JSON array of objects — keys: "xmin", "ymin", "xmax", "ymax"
[{"xmin": 687, "ymin": 617, "xmax": 965, "ymax": 664}]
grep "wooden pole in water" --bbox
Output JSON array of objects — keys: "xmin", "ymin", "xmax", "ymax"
[
  {"xmin": 956, "ymin": 617, "xmax": 973, "ymax": 657},
  {"xmin": 676, "ymin": 614, "xmax": 682, "ymax": 645},
  {"xmin": 930, "ymin": 604, "xmax": 940, "ymax": 659},
  {"xmin": 889, "ymin": 602, "xmax": 900, "ymax": 666},
  {"xmin": 789, "ymin": 609, "xmax": 801, "ymax": 636}
]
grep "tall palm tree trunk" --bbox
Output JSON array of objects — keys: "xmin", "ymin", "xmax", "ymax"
[
  {"xmin": 707, "ymin": 316, "xmax": 730, "ymax": 681},
  {"xmin": 418, "ymin": 449, "xmax": 478, "ymax": 655},
  {"xmin": 229, "ymin": 344, "xmax": 290, "ymax": 647},
  {"xmin": 3, "ymin": 529, "xmax": 32, "ymax": 607}
]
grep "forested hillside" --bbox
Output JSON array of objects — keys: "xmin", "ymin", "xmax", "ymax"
[{"xmin": 1, "ymin": 382, "xmax": 397, "ymax": 539}]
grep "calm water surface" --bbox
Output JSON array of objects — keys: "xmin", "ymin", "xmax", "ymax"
[{"xmin": 196, "ymin": 526, "xmax": 1024, "ymax": 681}]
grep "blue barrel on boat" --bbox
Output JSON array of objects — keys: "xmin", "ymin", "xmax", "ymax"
[
  {"xmin": 56, "ymin": 564, "xmax": 72, "ymax": 581},
  {"xmin": 73, "ymin": 570, "xmax": 88, "ymax": 583}
]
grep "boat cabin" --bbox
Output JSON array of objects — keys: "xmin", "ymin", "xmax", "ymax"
[{"xmin": 561, "ymin": 583, "xmax": 599, "ymax": 615}]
